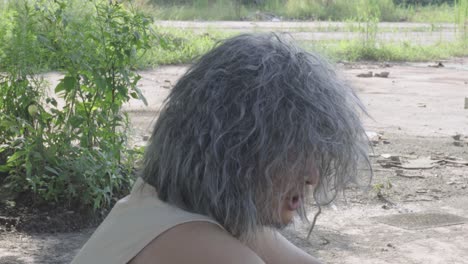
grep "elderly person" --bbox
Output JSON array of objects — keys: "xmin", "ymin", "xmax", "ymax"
[{"xmin": 71, "ymin": 33, "xmax": 370, "ymax": 264}]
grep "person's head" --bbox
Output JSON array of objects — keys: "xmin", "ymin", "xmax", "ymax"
[{"xmin": 142, "ymin": 33, "xmax": 371, "ymax": 241}]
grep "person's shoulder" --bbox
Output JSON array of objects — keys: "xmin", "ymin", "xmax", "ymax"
[{"xmin": 130, "ymin": 221, "xmax": 265, "ymax": 264}]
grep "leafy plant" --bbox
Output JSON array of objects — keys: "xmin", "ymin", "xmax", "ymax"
[
  {"xmin": 0, "ymin": 0, "xmax": 153, "ymax": 211},
  {"xmin": 455, "ymin": 0, "xmax": 468, "ymax": 43},
  {"xmin": 356, "ymin": 0, "xmax": 381, "ymax": 49}
]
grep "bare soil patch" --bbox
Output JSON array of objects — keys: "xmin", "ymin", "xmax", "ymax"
[
  {"xmin": 0, "ymin": 201, "xmax": 102, "ymax": 234},
  {"xmin": 1, "ymin": 57, "xmax": 468, "ymax": 264}
]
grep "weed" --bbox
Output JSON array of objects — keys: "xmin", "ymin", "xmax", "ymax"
[
  {"xmin": 0, "ymin": 0, "xmax": 153, "ymax": 211},
  {"xmin": 138, "ymin": 28, "xmax": 230, "ymax": 67},
  {"xmin": 146, "ymin": 0, "xmax": 428, "ymax": 22},
  {"xmin": 304, "ymin": 38, "xmax": 468, "ymax": 62},
  {"xmin": 456, "ymin": 0, "xmax": 468, "ymax": 42}
]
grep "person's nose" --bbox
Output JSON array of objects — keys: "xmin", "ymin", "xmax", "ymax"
[{"xmin": 305, "ymin": 167, "xmax": 319, "ymax": 186}]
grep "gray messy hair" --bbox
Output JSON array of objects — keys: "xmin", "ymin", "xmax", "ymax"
[{"xmin": 142, "ymin": 33, "xmax": 371, "ymax": 241}]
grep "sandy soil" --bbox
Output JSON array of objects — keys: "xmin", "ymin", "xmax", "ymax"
[{"xmin": 1, "ymin": 58, "xmax": 467, "ymax": 264}]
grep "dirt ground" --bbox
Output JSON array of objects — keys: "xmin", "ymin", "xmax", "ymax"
[{"xmin": 1, "ymin": 58, "xmax": 467, "ymax": 264}]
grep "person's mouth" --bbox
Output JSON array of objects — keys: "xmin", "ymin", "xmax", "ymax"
[{"xmin": 288, "ymin": 195, "xmax": 301, "ymax": 211}]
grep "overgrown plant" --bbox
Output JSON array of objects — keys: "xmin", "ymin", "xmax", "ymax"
[
  {"xmin": 455, "ymin": 0, "xmax": 468, "ymax": 44},
  {"xmin": 356, "ymin": 0, "xmax": 381, "ymax": 48},
  {"xmin": 0, "ymin": 0, "xmax": 153, "ymax": 211},
  {"xmin": 0, "ymin": 1, "xmax": 49, "ymax": 196}
]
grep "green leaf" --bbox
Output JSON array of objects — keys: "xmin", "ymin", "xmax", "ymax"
[
  {"xmin": 0, "ymin": 165, "xmax": 10, "ymax": 173},
  {"xmin": 56, "ymin": 76, "xmax": 76, "ymax": 94},
  {"xmin": 7, "ymin": 151, "xmax": 25, "ymax": 164},
  {"xmin": 45, "ymin": 166, "xmax": 60, "ymax": 176},
  {"xmin": 25, "ymin": 160, "xmax": 32, "ymax": 178},
  {"xmin": 133, "ymin": 86, "xmax": 147, "ymax": 106},
  {"xmin": 37, "ymin": 34, "xmax": 55, "ymax": 51}
]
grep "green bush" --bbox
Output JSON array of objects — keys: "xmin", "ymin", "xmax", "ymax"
[
  {"xmin": 0, "ymin": 0, "xmax": 151, "ymax": 211},
  {"xmin": 284, "ymin": 0, "xmax": 324, "ymax": 20}
]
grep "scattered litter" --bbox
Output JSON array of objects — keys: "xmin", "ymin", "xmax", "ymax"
[
  {"xmin": 395, "ymin": 171, "xmax": 425, "ymax": 179},
  {"xmin": 428, "ymin": 62, "xmax": 444, "ymax": 68},
  {"xmin": 398, "ymin": 207, "xmax": 412, "ymax": 214},
  {"xmin": 451, "ymin": 133, "xmax": 466, "ymax": 147},
  {"xmin": 356, "ymin": 71, "xmax": 390, "ymax": 78},
  {"xmin": 381, "ymin": 153, "xmax": 396, "ymax": 159},
  {"xmin": 382, "ymin": 204, "xmax": 391, "ymax": 210},
  {"xmin": 375, "ymin": 72, "xmax": 390, "ymax": 78},
  {"xmin": 357, "ymin": 71, "xmax": 373, "ymax": 78},
  {"xmin": 378, "ymin": 155, "xmax": 401, "ymax": 168},
  {"xmin": 396, "ymin": 174, "xmax": 426, "ymax": 179},
  {"xmin": 142, "ymin": 135, "xmax": 149, "ymax": 141},
  {"xmin": 162, "ymin": 80, "xmax": 172, "ymax": 89},
  {"xmin": 413, "ymin": 196, "xmax": 434, "ymax": 201},
  {"xmin": 377, "ymin": 192, "xmax": 396, "ymax": 207},
  {"xmin": 366, "ymin": 131, "xmax": 380, "ymax": 142},
  {"xmin": 400, "ymin": 157, "xmax": 439, "ymax": 169},
  {"xmin": 434, "ymin": 155, "xmax": 457, "ymax": 160},
  {"xmin": 417, "ymin": 103, "xmax": 427, "ymax": 108},
  {"xmin": 366, "ymin": 131, "xmax": 385, "ymax": 146},
  {"xmin": 436, "ymin": 158, "xmax": 468, "ymax": 166},
  {"xmin": 319, "ymin": 237, "xmax": 330, "ymax": 246},
  {"xmin": 378, "ymin": 155, "xmax": 439, "ymax": 169},
  {"xmin": 373, "ymin": 212, "xmax": 468, "ymax": 230}
]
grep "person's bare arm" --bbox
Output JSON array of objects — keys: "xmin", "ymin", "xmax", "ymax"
[
  {"xmin": 247, "ymin": 228, "xmax": 323, "ymax": 264},
  {"xmin": 130, "ymin": 221, "xmax": 265, "ymax": 264}
]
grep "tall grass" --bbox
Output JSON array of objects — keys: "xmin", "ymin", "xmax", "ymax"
[
  {"xmin": 282, "ymin": 0, "xmax": 401, "ymax": 21},
  {"xmin": 306, "ymin": 39, "xmax": 468, "ymax": 62},
  {"xmin": 151, "ymin": 0, "xmax": 246, "ymax": 20},
  {"xmin": 138, "ymin": 28, "xmax": 229, "ymax": 67},
  {"xmin": 407, "ymin": 3, "xmax": 455, "ymax": 22},
  {"xmin": 455, "ymin": 0, "xmax": 468, "ymax": 42},
  {"xmin": 146, "ymin": 0, "xmax": 457, "ymax": 22}
]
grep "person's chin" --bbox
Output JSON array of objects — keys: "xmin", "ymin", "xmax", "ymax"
[
  {"xmin": 264, "ymin": 217, "xmax": 290, "ymax": 229},
  {"xmin": 275, "ymin": 215, "xmax": 295, "ymax": 229}
]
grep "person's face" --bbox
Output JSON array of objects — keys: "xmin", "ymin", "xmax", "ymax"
[{"xmin": 279, "ymin": 166, "xmax": 319, "ymax": 225}]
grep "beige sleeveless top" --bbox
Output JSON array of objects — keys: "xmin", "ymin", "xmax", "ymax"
[{"xmin": 71, "ymin": 178, "xmax": 224, "ymax": 264}]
